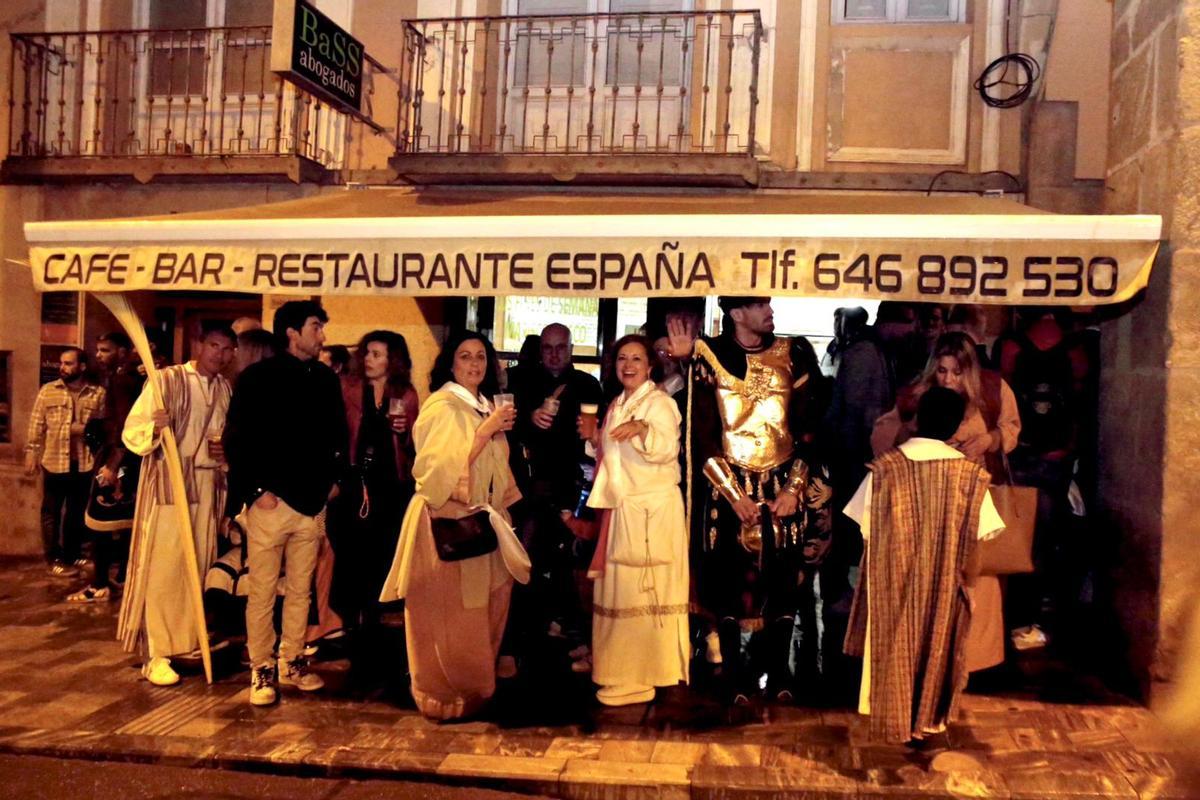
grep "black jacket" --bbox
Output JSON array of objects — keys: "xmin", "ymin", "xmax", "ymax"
[
  {"xmin": 224, "ymin": 353, "xmax": 348, "ymax": 517},
  {"xmin": 511, "ymin": 365, "xmax": 603, "ymax": 508}
]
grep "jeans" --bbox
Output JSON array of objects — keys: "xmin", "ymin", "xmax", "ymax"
[{"xmin": 41, "ymin": 468, "xmax": 89, "ymax": 565}]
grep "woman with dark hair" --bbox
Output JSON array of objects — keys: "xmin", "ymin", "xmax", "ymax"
[
  {"xmin": 582, "ymin": 334, "xmax": 689, "ymax": 706},
  {"xmin": 379, "ymin": 330, "xmax": 531, "ymax": 720},
  {"xmin": 325, "ymin": 331, "xmax": 420, "ymax": 660}
]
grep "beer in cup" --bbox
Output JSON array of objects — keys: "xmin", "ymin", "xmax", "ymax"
[
  {"xmin": 541, "ymin": 397, "xmax": 561, "ymax": 417},
  {"xmin": 493, "ymin": 393, "xmax": 514, "ymax": 409},
  {"xmin": 579, "ymin": 403, "xmax": 599, "ymax": 439},
  {"xmin": 207, "ymin": 430, "xmax": 224, "ymax": 462}
]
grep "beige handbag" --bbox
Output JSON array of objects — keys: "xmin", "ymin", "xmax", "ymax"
[{"xmin": 979, "ymin": 482, "xmax": 1037, "ymax": 575}]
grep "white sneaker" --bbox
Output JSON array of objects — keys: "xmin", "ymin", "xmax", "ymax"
[
  {"xmin": 250, "ymin": 663, "xmax": 277, "ymax": 706},
  {"xmin": 1011, "ymin": 624, "xmax": 1049, "ymax": 651},
  {"xmin": 277, "ymin": 656, "xmax": 324, "ymax": 692},
  {"xmin": 141, "ymin": 657, "xmax": 180, "ymax": 686},
  {"xmin": 66, "ymin": 586, "xmax": 111, "ymax": 603}
]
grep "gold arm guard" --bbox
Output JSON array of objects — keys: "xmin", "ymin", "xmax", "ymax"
[
  {"xmin": 783, "ymin": 459, "xmax": 809, "ymax": 497},
  {"xmin": 703, "ymin": 457, "xmax": 747, "ymax": 506}
]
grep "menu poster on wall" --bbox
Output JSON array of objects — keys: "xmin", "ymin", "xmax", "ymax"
[
  {"xmin": 40, "ymin": 291, "xmax": 80, "ymax": 345},
  {"xmin": 39, "ymin": 344, "xmax": 72, "ymax": 386}
]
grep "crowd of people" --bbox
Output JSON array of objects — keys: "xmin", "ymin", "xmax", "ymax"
[{"xmin": 23, "ymin": 297, "xmax": 1098, "ymax": 743}]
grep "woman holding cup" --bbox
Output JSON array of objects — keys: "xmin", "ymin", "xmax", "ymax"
[
  {"xmin": 380, "ymin": 330, "xmax": 531, "ymax": 720},
  {"xmin": 327, "ymin": 331, "xmax": 419, "ymax": 652},
  {"xmin": 581, "ymin": 335, "xmax": 689, "ymax": 706}
]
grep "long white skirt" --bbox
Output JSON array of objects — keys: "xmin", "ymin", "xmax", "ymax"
[{"xmin": 591, "ymin": 491, "xmax": 690, "ymax": 689}]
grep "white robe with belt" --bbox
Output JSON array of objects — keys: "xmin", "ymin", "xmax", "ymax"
[
  {"xmin": 118, "ymin": 362, "xmax": 228, "ymax": 658},
  {"xmin": 588, "ymin": 380, "xmax": 690, "ymax": 689}
]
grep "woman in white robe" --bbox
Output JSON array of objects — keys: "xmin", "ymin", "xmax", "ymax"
[
  {"xmin": 585, "ymin": 335, "xmax": 689, "ymax": 707},
  {"xmin": 379, "ymin": 331, "xmax": 530, "ymax": 720}
]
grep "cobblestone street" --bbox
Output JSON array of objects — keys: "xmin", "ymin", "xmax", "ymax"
[{"xmin": 0, "ymin": 558, "xmax": 1192, "ymax": 799}]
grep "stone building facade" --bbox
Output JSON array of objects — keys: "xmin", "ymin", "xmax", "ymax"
[
  {"xmin": 5, "ymin": 0, "xmax": 1191, "ymax": 704},
  {"xmin": 1102, "ymin": 0, "xmax": 1200, "ymax": 701}
]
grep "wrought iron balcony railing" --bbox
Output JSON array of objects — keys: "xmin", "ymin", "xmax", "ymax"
[
  {"xmin": 395, "ymin": 10, "xmax": 762, "ymax": 158},
  {"xmin": 7, "ymin": 27, "xmax": 373, "ymax": 169}
]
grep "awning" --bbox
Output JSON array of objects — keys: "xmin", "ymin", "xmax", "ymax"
[{"xmin": 23, "ymin": 188, "xmax": 1161, "ymax": 305}]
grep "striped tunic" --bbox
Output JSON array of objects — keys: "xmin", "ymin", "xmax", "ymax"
[
  {"xmin": 843, "ymin": 445, "xmax": 993, "ymax": 743},
  {"xmin": 117, "ymin": 363, "xmax": 230, "ymax": 655}
]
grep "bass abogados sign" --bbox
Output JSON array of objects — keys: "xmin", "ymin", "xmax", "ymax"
[{"xmin": 271, "ymin": 0, "xmax": 364, "ymax": 113}]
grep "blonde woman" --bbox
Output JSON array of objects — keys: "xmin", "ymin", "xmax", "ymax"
[{"xmin": 872, "ymin": 330, "xmax": 1020, "ymax": 673}]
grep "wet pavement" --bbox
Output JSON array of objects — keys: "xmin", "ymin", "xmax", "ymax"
[{"xmin": 0, "ymin": 558, "xmax": 1193, "ymax": 799}]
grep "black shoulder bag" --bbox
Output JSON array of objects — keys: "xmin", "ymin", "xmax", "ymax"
[{"xmin": 431, "ymin": 511, "xmax": 498, "ymax": 562}]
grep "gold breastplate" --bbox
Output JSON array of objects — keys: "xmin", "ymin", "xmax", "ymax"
[{"xmin": 695, "ymin": 338, "xmax": 795, "ymax": 471}]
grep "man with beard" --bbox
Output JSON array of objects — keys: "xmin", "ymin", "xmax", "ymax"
[
  {"xmin": 117, "ymin": 323, "xmax": 236, "ymax": 686},
  {"xmin": 670, "ymin": 297, "xmax": 818, "ymax": 703},
  {"xmin": 68, "ymin": 332, "xmax": 144, "ymax": 602},
  {"xmin": 25, "ymin": 347, "xmax": 107, "ymax": 578}
]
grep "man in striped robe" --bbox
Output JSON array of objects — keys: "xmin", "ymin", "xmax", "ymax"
[
  {"xmin": 842, "ymin": 386, "xmax": 1005, "ymax": 743},
  {"xmin": 117, "ymin": 324, "xmax": 236, "ymax": 687}
]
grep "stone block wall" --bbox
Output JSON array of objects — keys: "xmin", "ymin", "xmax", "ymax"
[{"xmin": 1103, "ymin": 0, "xmax": 1200, "ymax": 699}]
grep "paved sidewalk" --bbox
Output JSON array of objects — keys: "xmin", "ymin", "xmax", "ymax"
[{"xmin": 0, "ymin": 559, "xmax": 1192, "ymax": 799}]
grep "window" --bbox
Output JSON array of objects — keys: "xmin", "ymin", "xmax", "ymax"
[
  {"xmin": 495, "ymin": 296, "xmax": 602, "ymax": 356},
  {"xmin": 146, "ymin": 0, "xmax": 273, "ymax": 97},
  {"xmin": 770, "ymin": 297, "xmax": 880, "ymax": 362},
  {"xmin": 512, "ymin": 0, "xmax": 690, "ymax": 88},
  {"xmin": 513, "ymin": 0, "xmax": 589, "ymax": 88},
  {"xmin": 833, "ymin": 0, "xmax": 963, "ymax": 23},
  {"xmin": 605, "ymin": 0, "xmax": 688, "ymax": 86},
  {"xmin": 222, "ymin": 0, "xmax": 273, "ymax": 97},
  {"xmin": 149, "ymin": 0, "xmax": 207, "ymax": 96}
]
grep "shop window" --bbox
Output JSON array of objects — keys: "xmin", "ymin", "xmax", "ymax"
[
  {"xmin": 770, "ymin": 297, "xmax": 880, "ymax": 361},
  {"xmin": 834, "ymin": 0, "xmax": 963, "ymax": 23},
  {"xmin": 495, "ymin": 295, "xmax": 602, "ymax": 356},
  {"xmin": 484, "ymin": 294, "xmax": 884, "ymax": 381}
]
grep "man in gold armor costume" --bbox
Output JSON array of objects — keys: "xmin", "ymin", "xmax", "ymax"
[{"xmin": 671, "ymin": 297, "xmax": 823, "ymax": 703}]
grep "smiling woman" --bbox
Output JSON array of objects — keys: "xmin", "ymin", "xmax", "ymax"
[
  {"xmin": 379, "ymin": 330, "xmax": 531, "ymax": 720},
  {"xmin": 584, "ymin": 334, "xmax": 689, "ymax": 707}
]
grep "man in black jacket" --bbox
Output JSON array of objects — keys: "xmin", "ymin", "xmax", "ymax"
[{"xmin": 224, "ymin": 300, "xmax": 347, "ymax": 706}]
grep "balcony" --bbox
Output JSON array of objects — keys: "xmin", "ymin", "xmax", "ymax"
[
  {"xmin": 391, "ymin": 10, "xmax": 763, "ymax": 186},
  {"xmin": 5, "ymin": 27, "xmax": 377, "ymax": 183}
]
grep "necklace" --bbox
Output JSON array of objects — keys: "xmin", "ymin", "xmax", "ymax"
[{"xmin": 734, "ymin": 332, "xmax": 763, "ymax": 351}]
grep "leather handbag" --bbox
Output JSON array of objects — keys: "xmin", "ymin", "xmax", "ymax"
[
  {"xmin": 431, "ymin": 510, "xmax": 498, "ymax": 562},
  {"xmin": 979, "ymin": 483, "xmax": 1037, "ymax": 575}
]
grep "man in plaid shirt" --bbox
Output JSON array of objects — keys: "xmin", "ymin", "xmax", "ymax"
[{"xmin": 24, "ymin": 347, "xmax": 107, "ymax": 577}]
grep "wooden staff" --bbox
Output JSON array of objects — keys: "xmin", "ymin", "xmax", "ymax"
[{"xmin": 96, "ymin": 292, "xmax": 212, "ymax": 684}]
